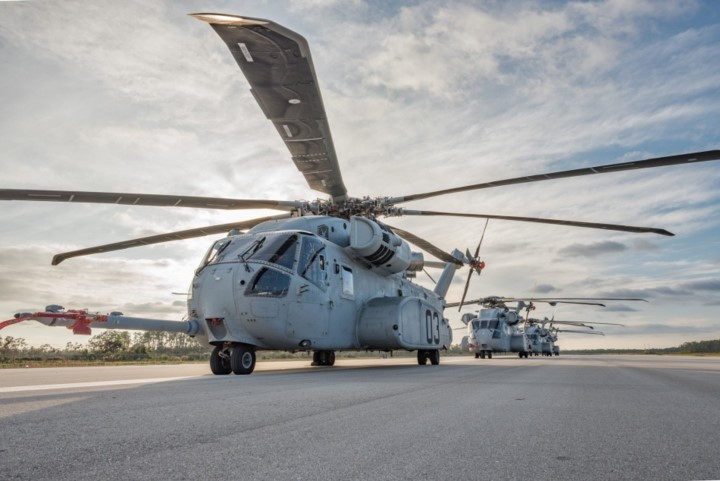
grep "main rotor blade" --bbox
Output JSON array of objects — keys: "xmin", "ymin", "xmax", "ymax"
[
  {"xmin": 380, "ymin": 222, "xmax": 463, "ymax": 265},
  {"xmin": 389, "ymin": 150, "xmax": 720, "ymax": 204},
  {"xmin": 546, "ymin": 320, "xmax": 625, "ymax": 327},
  {"xmin": 192, "ymin": 13, "xmax": 348, "ymax": 203},
  {"xmin": 0, "ymin": 189, "xmax": 304, "ymax": 211},
  {"xmin": 51, "ymin": 213, "xmax": 292, "ymax": 265},
  {"xmin": 446, "ymin": 299, "xmax": 608, "ymax": 308},
  {"xmin": 504, "ymin": 297, "xmax": 647, "ymax": 303},
  {"xmin": 400, "ymin": 210, "xmax": 673, "ymax": 236},
  {"xmin": 557, "ymin": 329, "xmax": 605, "ymax": 335}
]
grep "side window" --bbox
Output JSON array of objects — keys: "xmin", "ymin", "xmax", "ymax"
[
  {"xmin": 298, "ymin": 236, "xmax": 326, "ymax": 289},
  {"xmin": 341, "ymin": 266, "xmax": 354, "ymax": 297},
  {"xmin": 245, "ymin": 268, "xmax": 291, "ymax": 298}
]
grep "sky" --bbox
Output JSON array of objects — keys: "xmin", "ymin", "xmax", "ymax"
[{"xmin": 0, "ymin": 0, "xmax": 718, "ymax": 350}]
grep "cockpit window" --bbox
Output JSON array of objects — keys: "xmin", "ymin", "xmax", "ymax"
[
  {"xmin": 240, "ymin": 234, "xmax": 298, "ymax": 269},
  {"xmin": 488, "ymin": 320, "xmax": 499, "ymax": 330},
  {"xmin": 200, "ymin": 238, "xmax": 233, "ymax": 268},
  {"xmin": 480, "ymin": 320, "xmax": 488, "ymax": 329},
  {"xmin": 245, "ymin": 267, "xmax": 291, "ymax": 298},
  {"xmin": 298, "ymin": 236, "xmax": 326, "ymax": 289},
  {"xmin": 471, "ymin": 320, "xmax": 480, "ymax": 330}
]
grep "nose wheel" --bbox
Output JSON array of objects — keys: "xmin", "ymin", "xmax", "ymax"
[
  {"xmin": 210, "ymin": 344, "xmax": 256, "ymax": 375},
  {"xmin": 230, "ymin": 344, "xmax": 257, "ymax": 375},
  {"xmin": 210, "ymin": 346, "xmax": 232, "ymax": 375}
]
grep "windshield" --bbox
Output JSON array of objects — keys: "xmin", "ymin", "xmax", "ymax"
[
  {"xmin": 298, "ymin": 235, "xmax": 326, "ymax": 288},
  {"xmin": 240, "ymin": 233, "xmax": 298, "ymax": 269}
]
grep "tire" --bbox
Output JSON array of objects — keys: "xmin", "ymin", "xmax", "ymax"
[
  {"xmin": 417, "ymin": 350, "xmax": 428, "ymax": 365},
  {"xmin": 210, "ymin": 346, "xmax": 232, "ymax": 375},
  {"xmin": 312, "ymin": 351, "xmax": 321, "ymax": 366},
  {"xmin": 230, "ymin": 345, "xmax": 256, "ymax": 375},
  {"xmin": 474, "ymin": 352, "xmax": 480, "ymax": 359},
  {"xmin": 487, "ymin": 351, "xmax": 493, "ymax": 359},
  {"xmin": 480, "ymin": 351, "xmax": 486, "ymax": 359},
  {"xmin": 327, "ymin": 351, "xmax": 336, "ymax": 366},
  {"xmin": 428, "ymin": 350, "xmax": 440, "ymax": 365}
]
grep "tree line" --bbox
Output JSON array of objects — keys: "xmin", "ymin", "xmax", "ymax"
[
  {"xmin": 0, "ymin": 331, "xmax": 209, "ymax": 364},
  {"xmin": 2, "ymin": 333, "xmax": 719, "ymax": 365},
  {"xmin": 562, "ymin": 338, "xmax": 720, "ymax": 355}
]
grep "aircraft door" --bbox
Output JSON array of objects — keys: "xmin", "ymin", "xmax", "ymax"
[
  {"xmin": 326, "ymin": 262, "xmax": 357, "ymax": 344},
  {"xmin": 286, "ymin": 236, "xmax": 329, "ymax": 341}
]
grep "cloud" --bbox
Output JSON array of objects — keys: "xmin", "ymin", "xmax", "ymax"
[
  {"xmin": 1, "ymin": 0, "xmax": 718, "ymax": 350},
  {"xmin": 558, "ymin": 241, "xmax": 627, "ymax": 258},
  {"xmin": 680, "ymin": 279, "xmax": 720, "ymax": 292},
  {"xmin": 534, "ymin": 284, "xmax": 557, "ymax": 294},
  {"xmin": 602, "ymin": 305, "xmax": 639, "ymax": 312}
]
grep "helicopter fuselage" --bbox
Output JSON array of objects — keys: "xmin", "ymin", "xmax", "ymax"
[
  {"xmin": 188, "ymin": 215, "xmax": 453, "ymax": 353},
  {"xmin": 465, "ymin": 307, "xmax": 530, "ymax": 358}
]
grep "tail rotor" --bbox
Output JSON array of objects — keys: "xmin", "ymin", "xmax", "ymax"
[{"xmin": 458, "ymin": 219, "xmax": 489, "ymax": 311}]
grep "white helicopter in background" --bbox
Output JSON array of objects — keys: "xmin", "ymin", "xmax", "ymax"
[
  {"xmin": 525, "ymin": 317, "xmax": 619, "ymax": 356},
  {"xmin": 2, "ymin": 13, "xmax": 718, "ymax": 375},
  {"xmin": 454, "ymin": 297, "xmax": 630, "ymax": 358}
]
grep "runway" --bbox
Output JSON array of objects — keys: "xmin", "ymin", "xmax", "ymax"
[{"xmin": 1, "ymin": 355, "xmax": 719, "ymax": 481}]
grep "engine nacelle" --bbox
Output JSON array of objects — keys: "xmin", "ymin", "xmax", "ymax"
[
  {"xmin": 347, "ymin": 216, "xmax": 413, "ymax": 276},
  {"xmin": 505, "ymin": 311, "xmax": 520, "ymax": 326},
  {"xmin": 460, "ymin": 313, "xmax": 476, "ymax": 326}
]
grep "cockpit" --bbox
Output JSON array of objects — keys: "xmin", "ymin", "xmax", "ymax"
[{"xmin": 197, "ymin": 231, "xmax": 327, "ymax": 298}]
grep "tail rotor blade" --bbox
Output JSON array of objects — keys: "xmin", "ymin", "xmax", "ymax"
[
  {"xmin": 458, "ymin": 270, "xmax": 474, "ymax": 312},
  {"xmin": 473, "ymin": 219, "xmax": 489, "ymax": 259}
]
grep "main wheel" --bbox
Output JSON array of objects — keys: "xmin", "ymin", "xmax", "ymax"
[
  {"xmin": 487, "ymin": 351, "xmax": 493, "ymax": 359},
  {"xmin": 326, "ymin": 350, "xmax": 336, "ymax": 366},
  {"xmin": 230, "ymin": 345, "xmax": 256, "ymax": 375},
  {"xmin": 480, "ymin": 351, "xmax": 486, "ymax": 359},
  {"xmin": 312, "ymin": 351, "xmax": 321, "ymax": 366},
  {"xmin": 417, "ymin": 350, "xmax": 428, "ymax": 365},
  {"xmin": 210, "ymin": 346, "xmax": 232, "ymax": 375},
  {"xmin": 428, "ymin": 350, "xmax": 440, "ymax": 365},
  {"xmin": 474, "ymin": 352, "xmax": 480, "ymax": 359}
]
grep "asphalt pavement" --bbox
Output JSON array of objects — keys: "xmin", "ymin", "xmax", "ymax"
[{"xmin": 1, "ymin": 355, "xmax": 719, "ymax": 481}]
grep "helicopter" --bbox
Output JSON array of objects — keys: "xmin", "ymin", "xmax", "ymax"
[
  {"xmin": 524, "ymin": 316, "xmax": 622, "ymax": 356},
  {"xmin": 453, "ymin": 297, "xmax": 632, "ymax": 359},
  {"xmin": 2, "ymin": 13, "xmax": 719, "ymax": 375}
]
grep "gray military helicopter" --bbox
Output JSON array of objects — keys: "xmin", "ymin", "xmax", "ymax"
[
  {"xmin": 2, "ymin": 13, "xmax": 719, "ymax": 375},
  {"xmin": 525, "ymin": 316, "xmax": 621, "ymax": 356},
  {"xmin": 453, "ymin": 297, "xmax": 630, "ymax": 358}
]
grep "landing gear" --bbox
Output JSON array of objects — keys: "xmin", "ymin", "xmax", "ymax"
[
  {"xmin": 311, "ymin": 350, "xmax": 336, "ymax": 366},
  {"xmin": 474, "ymin": 352, "xmax": 480, "ymax": 359},
  {"xmin": 230, "ymin": 344, "xmax": 256, "ymax": 375},
  {"xmin": 418, "ymin": 349, "xmax": 440, "ymax": 365},
  {"xmin": 487, "ymin": 351, "xmax": 493, "ymax": 359},
  {"xmin": 210, "ymin": 346, "xmax": 232, "ymax": 375},
  {"xmin": 480, "ymin": 351, "xmax": 486, "ymax": 359}
]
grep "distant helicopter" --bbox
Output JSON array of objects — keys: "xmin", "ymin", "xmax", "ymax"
[
  {"xmin": 2, "ymin": 13, "xmax": 719, "ymax": 375},
  {"xmin": 454, "ymin": 297, "xmax": 631, "ymax": 358},
  {"xmin": 525, "ymin": 316, "xmax": 621, "ymax": 356}
]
